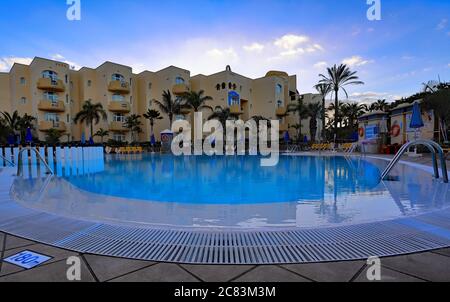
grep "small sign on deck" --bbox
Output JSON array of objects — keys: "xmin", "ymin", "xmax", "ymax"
[{"xmin": 3, "ymin": 250, "xmax": 52, "ymax": 269}]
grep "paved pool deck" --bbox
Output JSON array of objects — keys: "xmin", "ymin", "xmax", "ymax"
[{"xmin": 1, "ymin": 153, "xmax": 450, "ymax": 282}]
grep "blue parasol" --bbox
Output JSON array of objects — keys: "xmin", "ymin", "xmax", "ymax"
[
  {"xmin": 150, "ymin": 134, "xmax": 156, "ymax": 146},
  {"xmin": 25, "ymin": 127, "xmax": 33, "ymax": 144},
  {"xmin": 303, "ymin": 135, "xmax": 309, "ymax": 143},
  {"xmin": 283, "ymin": 131, "xmax": 290, "ymax": 143},
  {"xmin": 81, "ymin": 132, "xmax": 86, "ymax": 145},
  {"xmin": 410, "ymin": 102, "xmax": 424, "ymax": 129},
  {"xmin": 89, "ymin": 136, "xmax": 94, "ymax": 145}
]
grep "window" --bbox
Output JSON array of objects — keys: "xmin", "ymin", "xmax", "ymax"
[
  {"xmin": 277, "ymin": 100, "xmax": 283, "ymax": 108},
  {"xmin": 66, "ymin": 94, "xmax": 69, "ymax": 104},
  {"xmin": 228, "ymin": 83, "xmax": 232, "ymax": 89},
  {"xmin": 216, "ymin": 84, "xmax": 220, "ymax": 91},
  {"xmin": 148, "ymin": 100, "xmax": 152, "ymax": 108},
  {"xmin": 148, "ymin": 82, "xmax": 152, "ymax": 90},
  {"xmin": 20, "ymin": 97, "xmax": 26, "ymax": 105},
  {"xmin": 42, "ymin": 70, "xmax": 58, "ymax": 81},
  {"xmin": 232, "ymin": 83, "xmax": 237, "ymax": 90},
  {"xmin": 87, "ymin": 80, "xmax": 92, "ymax": 87},
  {"xmin": 112, "ymin": 73, "xmax": 125, "ymax": 82},
  {"xmin": 113, "ymin": 113, "xmax": 126, "ymax": 123},
  {"xmin": 70, "ymin": 81, "xmax": 74, "ymax": 89},
  {"xmin": 222, "ymin": 82, "xmax": 226, "ymax": 89},
  {"xmin": 66, "ymin": 114, "xmax": 70, "ymax": 123},
  {"xmin": 113, "ymin": 133, "xmax": 125, "ymax": 142},
  {"xmin": 20, "ymin": 77, "xmax": 26, "ymax": 85},
  {"xmin": 239, "ymin": 85, "xmax": 242, "ymax": 92},
  {"xmin": 65, "ymin": 74, "xmax": 68, "ymax": 84},
  {"xmin": 276, "ymin": 84, "xmax": 283, "ymax": 95},
  {"xmin": 130, "ymin": 96, "xmax": 133, "ymax": 104},
  {"xmin": 44, "ymin": 92, "xmax": 58, "ymax": 102},
  {"xmin": 45, "ymin": 113, "xmax": 59, "ymax": 122},
  {"xmin": 175, "ymin": 77, "xmax": 185, "ymax": 85},
  {"xmin": 112, "ymin": 94, "xmax": 125, "ymax": 102}
]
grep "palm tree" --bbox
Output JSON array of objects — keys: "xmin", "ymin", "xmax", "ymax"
[
  {"xmin": 182, "ymin": 90, "xmax": 213, "ymax": 112},
  {"xmin": 306, "ymin": 102, "xmax": 323, "ymax": 142},
  {"xmin": 314, "ymin": 83, "xmax": 332, "ymax": 141},
  {"xmin": 208, "ymin": 106, "xmax": 239, "ymax": 129},
  {"xmin": 153, "ymin": 90, "xmax": 184, "ymax": 127},
  {"xmin": 143, "ymin": 109, "xmax": 163, "ymax": 139},
  {"xmin": 1, "ymin": 111, "xmax": 21, "ymax": 136},
  {"xmin": 74, "ymin": 100, "xmax": 107, "ymax": 139},
  {"xmin": 344, "ymin": 103, "xmax": 366, "ymax": 130},
  {"xmin": 124, "ymin": 114, "xmax": 143, "ymax": 143},
  {"xmin": 45, "ymin": 128, "xmax": 63, "ymax": 145},
  {"xmin": 319, "ymin": 64, "xmax": 364, "ymax": 145},
  {"xmin": 94, "ymin": 128, "xmax": 109, "ymax": 144},
  {"xmin": 17, "ymin": 114, "xmax": 36, "ymax": 143},
  {"xmin": 370, "ymin": 99, "xmax": 388, "ymax": 112},
  {"xmin": 287, "ymin": 98, "xmax": 309, "ymax": 142},
  {"xmin": 0, "ymin": 116, "xmax": 7, "ymax": 144}
]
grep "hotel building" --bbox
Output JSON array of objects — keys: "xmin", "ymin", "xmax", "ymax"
[{"xmin": 0, "ymin": 57, "xmax": 321, "ymax": 143}]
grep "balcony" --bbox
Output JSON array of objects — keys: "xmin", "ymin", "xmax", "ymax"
[
  {"xmin": 108, "ymin": 81, "xmax": 130, "ymax": 93},
  {"xmin": 110, "ymin": 121, "xmax": 129, "ymax": 132},
  {"xmin": 276, "ymin": 106, "xmax": 287, "ymax": 116},
  {"xmin": 230, "ymin": 104, "xmax": 243, "ymax": 115},
  {"xmin": 172, "ymin": 84, "xmax": 190, "ymax": 96},
  {"xmin": 39, "ymin": 121, "xmax": 66, "ymax": 132},
  {"xmin": 38, "ymin": 100, "xmax": 65, "ymax": 112},
  {"xmin": 37, "ymin": 78, "xmax": 65, "ymax": 92},
  {"xmin": 108, "ymin": 102, "xmax": 131, "ymax": 113}
]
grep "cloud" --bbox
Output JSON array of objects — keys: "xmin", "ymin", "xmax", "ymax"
[
  {"xmin": 314, "ymin": 61, "xmax": 328, "ymax": 69},
  {"xmin": 349, "ymin": 91, "xmax": 402, "ymax": 104},
  {"xmin": 342, "ymin": 55, "xmax": 373, "ymax": 67},
  {"xmin": 205, "ymin": 47, "xmax": 239, "ymax": 63},
  {"xmin": 243, "ymin": 43, "xmax": 264, "ymax": 53},
  {"xmin": 0, "ymin": 56, "xmax": 33, "ymax": 72},
  {"xmin": 51, "ymin": 54, "xmax": 81, "ymax": 70},
  {"xmin": 274, "ymin": 34, "xmax": 309, "ymax": 50},
  {"xmin": 448, "ymin": 63, "xmax": 450, "ymax": 68},
  {"xmin": 437, "ymin": 19, "xmax": 448, "ymax": 30}
]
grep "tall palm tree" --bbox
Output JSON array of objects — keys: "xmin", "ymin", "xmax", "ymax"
[
  {"xmin": 153, "ymin": 90, "xmax": 184, "ymax": 127},
  {"xmin": 94, "ymin": 128, "xmax": 109, "ymax": 144},
  {"xmin": 314, "ymin": 83, "xmax": 332, "ymax": 141},
  {"xmin": 182, "ymin": 90, "xmax": 213, "ymax": 112},
  {"xmin": 1, "ymin": 111, "xmax": 21, "ymax": 136},
  {"xmin": 0, "ymin": 116, "xmax": 8, "ymax": 144},
  {"xmin": 143, "ymin": 109, "xmax": 163, "ymax": 139},
  {"xmin": 74, "ymin": 100, "xmax": 107, "ymax": 139},
  {"xmin": 124, "ymin": 114, "xmax": 143, "ymax": 143},
  {"xmin": 306, "ymin": 102, "xmax": 323, "ymax": 142},
  {"xmin": 370, "ymin": 99, "xmax": 388, "ymax": 112},
  {"xmin": 319, "ymin": 64, "xmax": 364, "ymax": 145},
  {"xmin": 287, "ymin": 98, "xmax": 309, "ymax": 142}
]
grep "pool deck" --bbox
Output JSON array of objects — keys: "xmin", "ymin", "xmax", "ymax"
[{"xmin": 1, "ymin": 153, "xmax": 450, "ymax": 282}]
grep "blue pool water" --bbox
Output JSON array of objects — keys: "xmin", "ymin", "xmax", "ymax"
[{"xmin": 64, "ymin": 155, "xmax": 382, "ymax": 204}]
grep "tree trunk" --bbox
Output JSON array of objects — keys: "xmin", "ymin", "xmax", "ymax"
[
  {"xmin": 90, "ymin": 121, "xmax": 94, "ymax": 140},
  {"xmin": 322, "ymin": 97, "xmax": 326, "ymax": 142},
  {"xmin": 334, "ymin": 89, "xmax": 339, "ymax": 148},
  {"xmin": 310, "ymin": 118, "xmax": 317, "ymax": 143},
  {"xmin": 150, "ymin": 121, "xmax": 154, "ymax": 137},
  {"xmin": 298, "ymin": 113, "xmax": 302, "ymax": 142}
]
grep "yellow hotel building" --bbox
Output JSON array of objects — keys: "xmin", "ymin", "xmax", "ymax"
[{"xmin": 0, "ymin": 57, "xmax": 320, "ymax": 143}]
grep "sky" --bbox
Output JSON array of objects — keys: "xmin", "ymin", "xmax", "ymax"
[{"xmin": 0, "ymin": 0, "xmax": 449, "ymax": 105}]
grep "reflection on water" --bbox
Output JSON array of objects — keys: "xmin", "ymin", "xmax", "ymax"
[{"xmin": 11, "ymin": 155, "xmax": 450, "ymax": 228}]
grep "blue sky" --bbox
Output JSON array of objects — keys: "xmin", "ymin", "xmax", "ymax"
[{"xmin": 0, "ymin": 0, "xmax": 449, "ymax": 104}]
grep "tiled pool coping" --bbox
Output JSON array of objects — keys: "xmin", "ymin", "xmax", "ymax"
[{"xmin": 0, "ymin": 155, "xmax": 450, "ymax": 265}]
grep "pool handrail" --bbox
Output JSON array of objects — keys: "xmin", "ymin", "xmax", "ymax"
[
  {"xmin": 381, "ymin": 139, "xmax": 448, "ymax": 183},
  {"xmin": 0, "ymin": 153, "xmax": 15, "ymax": 167},
  {"xmin": 16, "ymin": 147, "xmax": 54, "ymax": 176}
]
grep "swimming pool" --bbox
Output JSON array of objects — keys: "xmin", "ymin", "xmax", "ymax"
[{"xmin": 10, "ymin": 154, "xmax": 450, "ymax": 229}]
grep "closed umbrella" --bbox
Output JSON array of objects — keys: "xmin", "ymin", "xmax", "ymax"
[
  {"xmin": 89, "ymin": 136, "xmax": 94, "ymax": 145},
  {"xmin": 283, "ymin": 131, "xmax": 290, "ymax": 144},
  {"xmin": 150, "ymin": 134, "xmax": 156, "ymax": 146},
  {"xmin": 410, "ymin": 102, "xmax": 424, "ymax": 141},
  {"xmin": 81, "ymin": 132, "xmax": 86, "ymax": 145},
  {"xmin": 25, "ymin": 127, "xmax": 33, "ymax": 145}
]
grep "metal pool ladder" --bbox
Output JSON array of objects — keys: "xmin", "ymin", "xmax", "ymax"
[
  {"xmin": 0, "ymin": 154, "xmax": 15, "ymax": 167},
  {"xmin": 16, "ymin": 147, "xmax": 54, "ymax": 176},
  {"xmin": 381, "ymin": 139, "xmax": 448, "ymax": 183}
]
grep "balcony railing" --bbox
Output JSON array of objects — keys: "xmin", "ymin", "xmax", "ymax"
[
  {"xmin": 172, "ymin": 84, "xmax": 190, "ymax": 95},
  {"xmin": 230, "ymin": 104, "xmax": 243, "ymax": 115},
  {"xmin": 37, "ymin": 78, "xmax": 65, "ymax": 92},
  {"xmin": 108, "ymin": 102, "xmax": 131, "ymax": 113},
  {"xmin": 108, "ymin": 81, "xmax": 130, "ymax": 93},
  {"xmin": 39, "ymin": 121, "xmax": 66, "ymax": 132},
  {"xmin": 38, "ymin": 100, "xmax": 65, "ymax": 112},
  {"xmin": 276, "ymin": 106, "xmax": 287, "ymax": 116},
  {"xmin": 110, "ymin": 121, "xmax": 129, "ymax": 132}
]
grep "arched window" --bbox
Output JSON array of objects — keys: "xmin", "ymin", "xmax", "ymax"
[
  {"xmin": 87, "ymin": 80, "xmax": 92, "ymax": 87},
  {"xmin": 112, "ymin": 73, "xmax": 125, "ymax": 82},
  {"xmin": 20, "ymin": 77, "xmax": 26, "ymax": 85},
  {"xmin": 42, "ymin": 70, "xmax": 58, "ymax": 81},
  {"xmin": 216, "ymin": 84, "xmax": 221, "ymax": 90},
  {"xmin": 228, "ymin": 82, "xmax": 232, "ymax": 89},
  {"xmin": 175, "ymin": 77, "xmax": 185, "ymax": 84},
  {"xmin": 232, "ymin": 83, "xmax": 237, "ymax": 90},
  {"xmin": 276, "ymin": 84, "xmax": 283, "ymax": 95},
  {"xmin": 221, "ymin": 82, "xmax": 226, "ymax": 89}
]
